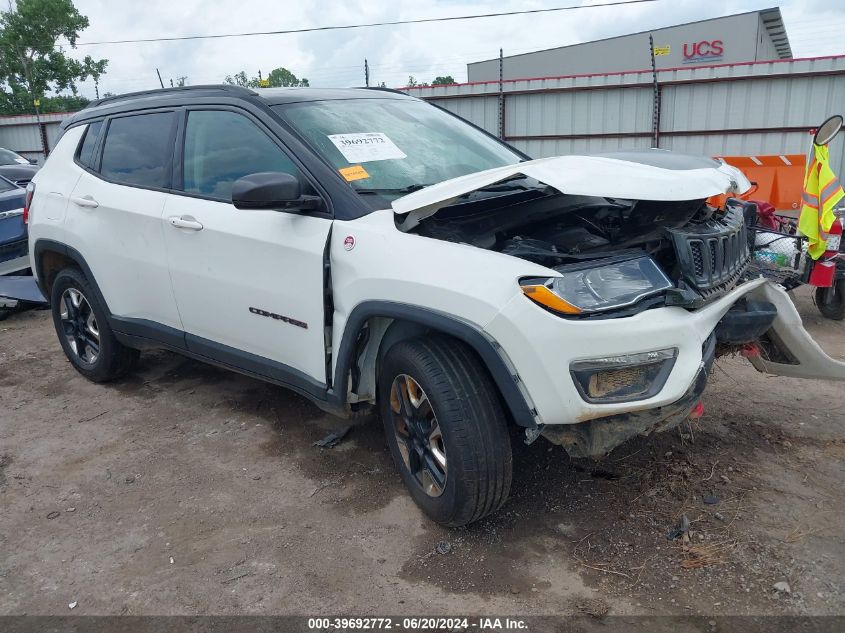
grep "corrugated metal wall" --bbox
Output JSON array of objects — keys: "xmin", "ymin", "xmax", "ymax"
[
  {"xmin": 0, "ymin": 112, "xmax": 68, "ymax": 165},
  {"xmin": 408, "ymin": 55, "xmax": 845, "ymax": 178}
]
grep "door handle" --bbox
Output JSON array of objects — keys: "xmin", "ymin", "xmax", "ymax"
[
  {"xmin": 168, "ymin": 215, "xmax": 204, "ymax": 231},
  {"xmin": 70, "ymin": 195, "xmax": 99, "ymax": 209}
]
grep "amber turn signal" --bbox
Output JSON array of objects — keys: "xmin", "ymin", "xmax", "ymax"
[{"xmin": 521, "ymin": 284, "xmax": 582, "ymax": 315}]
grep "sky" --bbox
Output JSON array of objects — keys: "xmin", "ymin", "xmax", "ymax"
[{"xmin": 57, "ymin": 0, "xmax": 845, "ymax": 99}]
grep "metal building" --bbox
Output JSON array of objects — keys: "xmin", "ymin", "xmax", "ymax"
[
  {"xmin": 0, "ymin": 112, "xmax": 66, "ymax": 165},
  {"xmin": 405, "ymin": 55, "xmax": 845, "ymax": 192},
  {"xmin": 467, "ymin": 8, "xmax": 791, "ymax": 82}
]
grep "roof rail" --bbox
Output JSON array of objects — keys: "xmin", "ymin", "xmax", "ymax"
[
  {"xmin": 358, "ymin": 86, "xmax": 412, "ymax": 96},
  {"xmin": 88, "ymin": 84, "xmax": 257, "ymax": 108}
]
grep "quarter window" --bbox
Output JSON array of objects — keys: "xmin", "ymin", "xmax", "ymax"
[
  {"xmin": 77, "ymin": 120, "xmax": 103, "ymax": 169},
  {"xmin": 100, "ymin": 112, "xmax": 175, "ymax": 188},
  {"xmin": 182, "ymin": 110, "xmax": 299, "ymax": 200}
]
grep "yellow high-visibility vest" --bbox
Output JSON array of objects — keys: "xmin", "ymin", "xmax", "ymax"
[{"xmin": 799, "ymin": 143, "xmax": 844, "ymax": 259}]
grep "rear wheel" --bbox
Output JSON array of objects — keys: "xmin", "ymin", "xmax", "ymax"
[
  {"xmin": 50, "ymin": 268, "xmax": 139, "ymax": 382},
  {"xmin": 816, "ymin": 279, "xmax": 845, "ymax": 320},
  {"xmin": 378, "ymin": 336, "xmax": 512, "ymax": 527}
]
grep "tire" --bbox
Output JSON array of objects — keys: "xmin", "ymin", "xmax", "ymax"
[
  {"xmin": 378, "ymin": 335, "xmax": 512, "ymax": 527},
  {"xmin": 50, "ymin": 268, "xmax": 139, "ymax": 382},
  {"xmin": 815, "ymin": 279, "xmax": 845, "ymax": 320}
]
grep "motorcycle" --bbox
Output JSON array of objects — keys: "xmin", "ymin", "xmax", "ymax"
[
  {"xmin": 814, "ymin": 207, "xmax": 845, "ymax": 320},
  {"xmin": 739, "ymin": 114, "xmax": 845, "ymax": 320}
]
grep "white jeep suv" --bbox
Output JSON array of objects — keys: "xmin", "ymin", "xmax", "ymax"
[{"xmin": 26, "ymin": 86, "xmax": 845, "ymax": 526}]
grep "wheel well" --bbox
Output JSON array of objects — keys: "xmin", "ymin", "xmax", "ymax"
[
  {"xmin": 347, "ymin": 317, "xmax": 516, "ymax": 425},
  {"xmin": 38, "ymin": 249, "xmax": 78, "ymax": 298},
  {"xmin": 331, "ymin": 303, "xmax": 537, "ymax": 427}
]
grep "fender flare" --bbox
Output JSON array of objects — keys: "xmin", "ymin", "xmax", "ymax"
[
  {"xmin": 329, "ymin": 301, "xmax": 539, "ymax": 428},
  {"xmin": 32, "ymin": 239, "xmax": 111, "ymax": 314}
]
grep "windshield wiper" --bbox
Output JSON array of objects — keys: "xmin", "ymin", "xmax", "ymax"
[{"xmin": 354, "ymin": 184, "xmax": 432, "ymax": 195}]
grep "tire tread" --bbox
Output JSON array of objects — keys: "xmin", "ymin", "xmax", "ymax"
[
  {"xmin": 51, "ymin": 267, "xmax": 139, "ymax": 383},
  {"xmin": 380, "ymin": 335, "xmax": 512, "ymax": 526}
]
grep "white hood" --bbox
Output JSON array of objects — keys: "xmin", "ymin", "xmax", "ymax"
[{"xmin": 392, "ymin": 153, "xmax": 751, "ymax": 230}]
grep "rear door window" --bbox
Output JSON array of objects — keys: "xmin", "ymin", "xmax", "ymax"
[
  {"xmin": 77, "ymin": 120, "xmax": 104, "ymax": 169},
  {"xmin": 100, "ymin": 112, "xmax": 176, "ymax": 188},
  {"xmin": 182, "ymin": 109, "xmax": 299, "ymax": 201}
]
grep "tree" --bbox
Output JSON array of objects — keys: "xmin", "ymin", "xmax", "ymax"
[
  {"xmin": 0, "ymin": 0, "xmax": 108, "ymax": 115},
  {"xmin": 431, "ymin": 75, "xmax": 455, "ymax": 86},
  {"xmin": 224, "ymin": 70, "xmax": 254, "ymax": 88},
  {"xmin": 224, "ymin": 67, "xmax": 309, "ymax": 88},
  {"xmin": 266, "ymin": 67, "xmax": 308, "ymax": 87},
  {"xmin": 38, "ymin": 93, "xmax": 88, "ymax": 112},
  {"xmin": 406, "ymin": 75, "xmax": 428, "ymax": 88}
]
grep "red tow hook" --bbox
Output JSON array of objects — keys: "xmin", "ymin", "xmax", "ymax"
[{"xmin": 689, "ymin": 401, "xmax": 705, "ymax": 419}]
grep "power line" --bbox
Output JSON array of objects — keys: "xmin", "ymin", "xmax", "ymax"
[{"xmin": 74, "ymin": 0, "xmax": 660, "ymax": 46}]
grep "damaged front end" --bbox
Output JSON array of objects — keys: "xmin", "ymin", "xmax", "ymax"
[
  {"xmin": 393, "ymin": 151, "xmax": 845, "ymax": 458},
  {"xmin": 396, "ymin": 151, "xmax": 762, "ymax": 326}
]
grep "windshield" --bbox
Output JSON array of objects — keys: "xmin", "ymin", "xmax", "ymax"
[
  {"xmin": 273, "ymin": 98, "xmax": 523, "ymax": 201},
  {"xmin": 0, "ymin": 148, "xmax": 25, "ymax": 165}
]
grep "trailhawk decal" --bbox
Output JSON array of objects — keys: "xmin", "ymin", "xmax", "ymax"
[{"xmin": 249, "ymin": 306, "xmax": 308, "ymax": 329}]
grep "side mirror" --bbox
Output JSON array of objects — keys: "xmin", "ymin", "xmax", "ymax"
[
  {"xmin": 231, "ymin": 172, "xmax": 322, "ymax": 212},
  {"xmin": 814, "ymin": 114, "xmax": 843, "ymax": 147},
  {"xmin": 28, "ymin": 158, "xmax": 38, "ymax": 165}
]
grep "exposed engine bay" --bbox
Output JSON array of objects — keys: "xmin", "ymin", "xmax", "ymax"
[{"xmin": 411, "ymin": 177, "xmax": 753, "ymax": 311}]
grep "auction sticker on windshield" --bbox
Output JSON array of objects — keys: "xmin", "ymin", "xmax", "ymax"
[
  {"xmin": 328, "ymin": 132, "xmax": 407, "ymax": 163},
  {"xmin": 339, "ymin": 165, "xmax": 370, "ymax": 182}
]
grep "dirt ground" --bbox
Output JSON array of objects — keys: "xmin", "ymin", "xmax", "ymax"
[{"xmin": 1, "ymin": 289, "xmax": 843, "ymax": 621}]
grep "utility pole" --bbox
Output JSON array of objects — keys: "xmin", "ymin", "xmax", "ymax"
[
  {"xmin": 649, "ymin": 35, "xmax": 660, "ymax": 148},
  {"xmin": 364, "ymin": 59, "xmax": 370, "ymax": 87},
  {"xmin": 17, "ymin": 49, "xmax": 46, "ymax": 159},
  {"xmin": 156, "ymin": 68, "xmax": 165, "ymax": 88},
  {"xmin": 497, "ymin": 48, "xmax": 505, "ymax": 140},
  {"xmin": 32, "ymin": 97, "xmax": 45, "ymax": 159}
]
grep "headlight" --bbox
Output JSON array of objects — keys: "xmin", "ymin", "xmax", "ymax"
[{"xmin": 520, "ymin": 256, "xmax": 673, "ymax": 315}]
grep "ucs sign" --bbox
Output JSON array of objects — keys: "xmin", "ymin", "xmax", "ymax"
[{"xmin": 683, "ymin": 40, "xmax": 724, "ymax": 63}]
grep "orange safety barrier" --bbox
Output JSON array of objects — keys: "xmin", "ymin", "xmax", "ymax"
[{"xmin": 708, "ymin": 154, "xmax": 807, "ymax": 212}]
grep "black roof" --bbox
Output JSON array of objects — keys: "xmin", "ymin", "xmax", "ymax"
[
  {"xmin": 257, "ymin": 86, "xmax": 413, "ymax": 104},
  {"xmin": 62, "ymin": 85, "xmax": 415, "ymax": 129}
]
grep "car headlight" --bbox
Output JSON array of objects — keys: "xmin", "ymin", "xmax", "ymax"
[{"xmin": 520, "ymin": 256, "xmax": 673, "ymax": 315}]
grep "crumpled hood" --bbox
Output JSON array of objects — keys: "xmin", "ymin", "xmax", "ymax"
[{"xmin": 392, "ymin": 152, "xmax": 751, "ymax": 229}]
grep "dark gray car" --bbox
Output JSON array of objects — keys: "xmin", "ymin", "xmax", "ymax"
[{"xmin": 0, "ymin": 148, "xmax": 39, "ymax": 187}]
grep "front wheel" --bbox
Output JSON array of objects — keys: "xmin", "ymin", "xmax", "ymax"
[
  {"xmin": 816, "ymin": 278, "xmax": 845, "ymax": 320},
  {"xmin": 378, "ymin": 336, "xmax": 512, "ymax": 527}
]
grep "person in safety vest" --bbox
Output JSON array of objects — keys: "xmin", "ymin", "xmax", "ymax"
[{"xmin": 799, "ymin": 142, "xmax": 844, "ymax": 259}]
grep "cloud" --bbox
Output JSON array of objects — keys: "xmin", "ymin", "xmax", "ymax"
[{"xmin": 63, "ymin": 0, "xmax": 844, "ymax": 97}]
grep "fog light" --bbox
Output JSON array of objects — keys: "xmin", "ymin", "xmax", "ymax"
[{"xmin": 570, "ymin": 349, "xmax": 677, "ymax": 403}]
